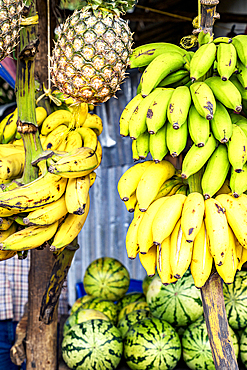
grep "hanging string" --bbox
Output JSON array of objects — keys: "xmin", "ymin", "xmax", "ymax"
[{"xmin": 198, "ymin": 0, "xmax": 201, "ymax": 28}]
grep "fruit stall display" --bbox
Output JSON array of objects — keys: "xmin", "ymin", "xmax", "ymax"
[{"xmin": 0, "ymin": 0, "xmax": 247, "ymax": 368}]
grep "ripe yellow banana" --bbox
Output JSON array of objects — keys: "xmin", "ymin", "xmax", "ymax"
[
  {"xmin": 0, "ymin": 217, "xmax": 14, "ymax": 231},
  {"xmin": 123, "ymin": 192, "xmax": 137, "ymax": 213},
  {"xmin": 43, "ymin": 124, "xmax": 70, "ymax": 151},
  {"xmin": 82, "ymin": 112, "xmax": 103, "ymax": 136},
  {"xmin": 65, "ymin": 175, "xmax": 90, "ymax": 215},
  {"xmin": 136, "ymin": 160, "xmax": 175, "ymax": 211},
  {"xmin": 0, "ymin": 172, "xmax": 67, "ymax": 212},
  {"xmin": 139, "ymin": 244, "xmax": 157, "ymax": 277},
  {"xmin": 65, "ymin": 130, "xmax": 83, "ymax": 152},
  {"xmin": 181, "ymin": 192, "xmax": 204, "ymax": 243},
  {"xmin": 190, "ymin": 221, "xmax": 213, "ymax": 288},
  {"xmin": 0, "ymin": 143, "xmax": 24, "ymax": 157},
  {"xmin": 23, "ymin": 195, "xmax": 67, "ymax": 226},
  {"xmin": 0, "ymin": 221, "xmax": 58, "ymax": 251},
  {"xmin": 36, "ymin": 106, "xmax": 48, "ymax": 127},
  {"xmin": 235, "ymin": 237, "xmax": 243, "ymax": 269},
  {"xmin": 152, "ymin": 194, "xmax": 186, "ymax": 246},
  {"xmin": 50, "ymin": 195, "xmax": 90, "ymax": 252},
  {"xmin": 41, "ymin": 109, "xmax": 73, "ymax": 136},
  {"xmin": 76, "ymin": 127, "xmax": 98, "ymax": 152},
  {"xmin": 0, "ymin": 153, "xmax": 25, "ymax": 181},
  {"xmin": 131, "ymin": 139, "xmax": 139, "ymax": 162},
  {"xmin": 237, "ymin": 240, "xmax": 247, "ymax": 271},
  {"xmin": 2, "ymin": 108, "xmax": 18, "ymax": 144},
  {"xmin": 69, "ymin": 103, "xmax": 88, "ymax": 127},
  {"xmin": 117, "ymin": 161, "xmax": 153, "ymax": 201},
  {"xmin": 0, "ymin": 250, "xmax": 17, "ymax": 261},
  {"xmin": 157, "ymin": 236, "xmax": 177, "ymax": 285},
  {"xmin": 119, "ymin": 94, "xmax": 144, "ymax": 137},
  {"xmin": 204, "ymin": 198, "xmax": 229, "ymax": 266},
  {"xmin": 125, "ymin": 208, "xmax": 145, "ymax": 259}
]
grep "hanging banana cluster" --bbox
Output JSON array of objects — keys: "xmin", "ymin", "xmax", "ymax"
[
  {"xmin": 118, "ymin": 160, "xmax": 247, "ymax": 287},
  {"xmin": 0, "ymin": 101, "xmax": 103, "ymax": 261},
  {"xmin": 120, "ymin": 34, "xmax": 247, "ymax": 200}
]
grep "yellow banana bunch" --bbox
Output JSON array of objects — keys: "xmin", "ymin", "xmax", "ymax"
[
  {"xmin": 139, "ymin": 244, "xmax": 157, "ymax": 277},
  {"xmin": 41, "ymin": 109, "xmax": 73, "ymax": 136},
  {"xmin": 65, "ymin": 175, "xmax": 90, "ymax": 215},
  {"xmin": 0, "ymin": 153, "xmax": 25, "ymax": 180}
]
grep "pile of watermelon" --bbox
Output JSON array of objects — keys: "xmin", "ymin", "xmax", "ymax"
[{"xmin": 61, "ymin": 257, "xmax": 247, "ymax": 370}]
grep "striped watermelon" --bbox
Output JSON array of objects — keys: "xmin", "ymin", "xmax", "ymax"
[
  {"xmin": 117, "ymin": 309, "xmax": 152, "ymax": 338},
  {"xmin": 146, "ymin": 274, "xmax": 203, "ymax": 327},
  {"xmin": 70, "ymin": 295, "xmax": 94, "ymax": 315},
  {"xmin": 182, "ymin": 316, "xmax": 239, "ymax": 370},
  {"xmin": 117, "ymin": 292, "xmax": 146, "ymax": 312},
  {"xmin": 240, "ymin": 325, "xmax": 247, "ymax": 366},
  {"xmin": 63, "ymin": 308, "xmax": 110, "ymax": 336},
  {"xmin": 118, "ymin": 301, "xmax": 150, "ymax": 322},
  {"xmin": 62, "ymin": 319, "xmax": 123, "ymax": 370},
  {"xmin": 82, "ymin": 297, "xmax": 119, "ymax": 324},
  {"xmin": 83, "ymin": 257, "xmax": 130, "ymax": 301},
  {"xmin": 223, "ymin": 271, "xmax": 247, "ymax": 330},
  {"xmin": 124, "ymin": 317, "xmax": 181, "ymax": 370}
]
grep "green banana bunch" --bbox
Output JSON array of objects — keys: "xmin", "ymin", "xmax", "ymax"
[
  {"xmin": 166, "ymin": 119, "xmax": 188, "ymax": 157},
  {"xmin": 129, "ymin": 42, "xmax": 187, "ymax": 69},
  {"xmin": 158, "ymin": 69, "xmax": 189, "ymax": 87},
  {"xmin": 190, "ymin": 43, "xmax": 216, "ymax": 82},
  {"xmin": 201, "ymin": 144, "xmax": 230, "ymax": 199},
  {"xmin": 205, "ymin": 76, "xmax": 242, "ymax": 112},
  {"xmin": 230, "ymin": 164, "xmax": 247, "ymax": 197},
  {"xmin": 227, "ymin": 124, "xmax": 247, "ymax": 173},
  {"xmin": 210, "ymin": 100, "xmax": 233, "ymax": 143},
  {"xmin": 232, "ymin": 35, "xmax": 247, "ymax": 67},
  {"xmin": 181, "ymin": 134, "xmax": 217, "ymax": 179},
  {"xmin": 188, "ymin": 105, "xmax": 210, "ymax": 147},
  {"xmin": 149, "ymin": 125, "xmax": 168, "ymax": 163},
  {"xmin": 167, "ymin": 86, "xmax": 191, "ymax": 129},
  {"xmin": 197, "ymin": 30, "xmax": 211, "ymax": 46},
  {"xmin": 216, "ymin": 42, "xmax": 237, "ymax": 81},
  {"xmin": 190, "ymin": 81, "xmax": 216, "ymax": 120}
]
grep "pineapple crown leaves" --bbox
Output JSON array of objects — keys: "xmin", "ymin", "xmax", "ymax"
[{"xmin": 79, "ymin": 0, "xmax": 136, "ymax": 16}]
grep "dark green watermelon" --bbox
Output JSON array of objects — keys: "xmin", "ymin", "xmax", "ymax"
[
  {"xmin": 83, "ymin": 257, "xmax": 130, "ymax": 301},
  {"xmin": 117, "ymin": 292, "xmax": 146, "ymax": 312},
  {"xmin": 182, "ymin": 316, "xmax": 239, "ymax": 370},
  {"xmin": 124, "ymin": 317, "xmax": 181, "ymax": 370},
  {"xmin": 82, "ymin": 297, "xmax": 118, "ymax": 324},
  {"xmin": 118, "ymin": 301, "xmax": 149, "ymax": 322},
  {"xmin": 223, "ymin": 270, "xmax": 247, "ymax": 330},
  {"xmin": 117, "ymin": 309, "xmax": 152, "ymax": 338},
  {"xmin": 146, "ymin": 274, "xmax": 203, "ymax": 327},
  {"xmin": 62, "ymin": 319, "xmax": 123, "ymax": 370}
]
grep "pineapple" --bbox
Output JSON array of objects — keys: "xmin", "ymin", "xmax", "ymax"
[
  {"xmin": 0, "ymin": 0, "xmax": 24, "ymax": 62},
  {"xmin": 51, "ymin": 0, "xmax": 135, "ymax": 105}
]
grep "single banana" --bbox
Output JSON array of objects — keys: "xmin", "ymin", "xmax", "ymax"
[
  {"xmin": 158, "ymin": 69, "xmax": 189, "ymax": 87},
  {"xmin": 190, "ymin": 81, "xmax": 216, "ymax": 120},
  {"xmin": 227, "ymin": 124, "xmax": 247, "ymax": 173},
  {"xmin": 36, "ymin": 106, "xmax": 48, "ymax": 127},
  {"xmin": 157, "ymin": 236, "xmax": 176, "ymax": 285},
  {"xmin": 117, "ymin": 161, "xmax": 153, "ymax": 201},
  {"xmin": 0, "ymin": 221, "xmax": 58, "ymax": 251},
  {"xmin": 48, "ymin": 147, "xmax": 98, "ymax": 178},
  {"xmin": 152, "ymin": 194, "xmax": 186, "ymax": 246},
  {"xmin": 0, "ymin": 172, "xmax": 67, "ymax": 211},
  {"xmin": 65, "ymin": 175, "xmax": 90, "ymax": 215},
  {"xmin": 216, "ymin": 193, "xmax": 247, "ymax": 248},
  {"xmin": 41, "ymin": 109, "xmax": 73, "ymax": 136},
  {"xmin": 65, "ymin": 130, "xmax": 83, "ymax": 152},
  {"xmin": 197, "ymin": 30, "xmax": 211, "ymax": 46},
  {"xmin": 169, "ymin": 75, "xmax": 191, "ymax": 88},
  {"xmin": 236, "ymin": 58, "xmax": 247, "ymax": 89},
  {"xmin": 230, "ymin": 163, "xmax": 247, "ymax": 197},
  {"xmin": 137, "ymin": 196, "xmax": 169, "ymax": 254},
  {"xmin": 69, "ymin": 103, "xmax": 88, "ymax": 127},
  {"xmin": 205, "ymin": 76, "xmax": 242, "ymax": 112},
  {"xmin": 50, "ymin": 195, "xmax": 90, "ymax": 252},
  {"xmin": 146, "ymin": 88, "xmax": 174, "ymax": 134},
  {"xmin": 89, "ymin": 171, "xmax": 96, "ymax": 187},
  {"xmin": 140, "ymin": 52, "xmax": 186, "ymax": 97},
  {"xmin": 215, "ymin": 225, "xmax": 238, "ymax": 284},
  {"xmin": 188, "ymin": 105, "xmax": 210, "ymax": 147},
  {"xmin": 2, "ymin": 108, "xmax": 18, "ymax": 144},
  {"xmin": 82, "ymin": 113, "xmax": 103, "ymax": 137},
  {"xmin": 0, "ymin": 153, "xmax": 25, "ymax": 180},
  {"xmin": 189, "ymin": 43, "xmax": 216, "ymax": 82},
  {"xmin": 23, "ymin": 195, "xmax": 67, "ymax": 226},
  {"xmin": 136, "ymin": 131, "xmax": 150, "ymax": 160},
  {"xmin": 201, "ymin": 144, "xmax": 230, "ymax": 199},
  {"xmin": 237, "ymin": 239, "xmax": 247, "ymax": 271},
  {"xmin": 155, "ymin": 177, "xmax": 183, "ymax": 200},
  {"xmin": 0, "ymin": 143, "xmax": 24, "ymax": 157},
  {"xmin": 213, "ymin": 36, "xmax": 233, "ymax": 44},
  {"xmin": 119, "ymin": 94, "xmax": 144, "ymax": 137},
  {"xmin": 204, "ymin": 197, "xmax": 229, "ymax": 266},
  {"xmin": 129, "ymin": 42, "xmax": 187, "ymax": 68},
  {"xmin": 43, "ymin": 124, "xmax": 69, "ymax": 151},
  {"xmin": 232, "ymin": 35, "xmax": 247, "ymax": 67},
  {"xmin": 190, "ymin": 221, "xmax": 213, "ymax": 289},
  {"xmin": 139, "ymin": 244, "xmax": 157, "ymax": 277},
  {"xmin": 230, "ymin": 74, "xmax": 247, "ymax": 101},
  {"xmin": 0, "ymin": 111, "xmax": 15, "ymax": 143},
  {"xmin": 131, "ymin": 139, "xmax": 139, "ymax": 162},
  {"xmin": 166, "ymin": 119, "xmax": 188, "ymax": 157},
  {"xmin": 170, "ymin": 222, "xmax": 193, "ymax": 280},
  {"xmin": 56, "ymin": 139, "xmax": 67, "ymax": 152},
  {"xmin": 167, "ymin": 86, "xmax": 191, "ymax": 129},
  {"xmin": 217, "ymin": 42, "xmax": 237, "ymax": 81},
  {"xmin": 235, "ymin": 237, "xmax": 243, "ymax": 269},
  {"xmin": 125, "ymin": 208, "xmax": 145, "ymax": 259},
  {"xmin": 181, "ymin": 134, "xmax": 217, "ymax": 179},
  {"xmin": 76, "ymin": 127, "xmax": 98, "ymax": 152},
  {"xmin": 181, "ymin": 192, "xmax": 204, "ymax": 243},
  {"xmin": 149, "ymin": 125, "xmax": 168, "ymax": 163},
  {"xmin": 0, "ymin": 217, "xmax": 14, "ymax": 231},
  {"xmin": 210, "ymin": 100, "xmax": 233, "ymax": 143},
  {"xmin": 123, "ymin": 192, "xmax": 137, "ymax": 213},
  {"xmin": 136, "ymin": 160, "xmax": 176, "ymax": 211},
  {"xmin": 129, "ymin": 88, "xmax": 163, "ymax": 139}
]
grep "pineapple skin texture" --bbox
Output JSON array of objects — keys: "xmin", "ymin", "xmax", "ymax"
[{"xmin": 51, "ymin": 8, "xmax": 133, "ymax": 105}]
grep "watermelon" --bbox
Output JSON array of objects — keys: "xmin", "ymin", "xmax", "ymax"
[
  {"xmin": 124, "ymin": 317, "xmax": 181, "ymax": 370},
  {"xmin": 223, "ymin": 271, "xmax": 247, "ymax": 330},
  {"xmin": 63, "ymin": 308, "xmax": 110, "ymax": 336},
  {"xmin": 117, "ymin": 309, "xmax": 152, "ymax": 338},
  {"xmin": 118, "ymin": 301, "xmax": 150, "ymax": 322},
  {"xmin": 240, "ymin": 325, "xmax": 247, "ymax": 366},
  {"xmin": 70, "ymin": 295, "xmax": 94, "ymax": 315},
  {"xmin": 62, "ymin": 319, "xmax": 123, "ymax": 370},
  {"xmin": 117, "ymin": 292, "xmax": 146, "ymax": 312},
  {"xmin": 182, "ymin": 316, "xmax": 239, "ymax": 370},
  {"xmin": 142, "ymin": 273, "xmax": 158, "ymax": 296},
  {"xmin": 146, "ymin": 274, "xmax": 203, "ymax": 327},
  {"xmin": 81, "ymin": 297, "xmax": 119, "ymax": 324},
  {"xmin": 83, "ymin": 257, "xmax": 130, "ymax": 301}
]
